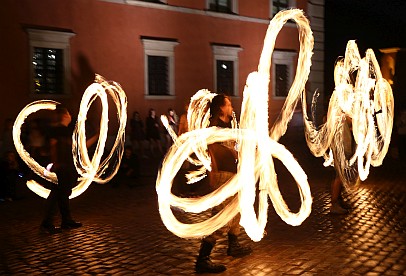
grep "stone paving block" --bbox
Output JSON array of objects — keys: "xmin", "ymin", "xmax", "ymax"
[{"xmin": 1, "ymin": 132, "xmax": 405, "ymax": 275}]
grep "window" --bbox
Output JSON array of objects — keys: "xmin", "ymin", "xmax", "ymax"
[
  {"xmin": 270, "ymin": 0, "xmax": 296, "ymax": 17},
  {"xmin": 27, "ymin": 29, "xmax": 75, "ymax": 97},
  {"xmin": 212, "ymin": 44, "xmax": 242, "ymax": 96},
  {"xmin": 33, "ymin": 48, "xmax": 64, "ymax": 95},
  {"xmin": 141, "ymin": 37, "xmax": 178, "ymax": 97},
  {"xmin": 216, "ymin": 60, "xmax": 234, "ymax": 95},
  {"xmin": 137, "ymin": 0, "xmax": 166, "ymax": 4},
  {"xmin": 272, "ymin": 50, "xmax": 297, "ymax": 98},
  {"xmin": 207, "ymin": 0, "xmax": 238, "ymax": 14},
  {"xmin": 148, "ymin": 56, "xmax": 168, "ymax": 95}
]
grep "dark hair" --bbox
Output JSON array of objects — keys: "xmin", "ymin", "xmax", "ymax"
[
  {"xmin": 133, "ymin": 111, "xmax": 140, "ymax": 118},
  {"xmin": 210, "ymin": 94, "xmax": 229, "ymax": 121},
  {"xmin": 55, "ymin": 105, "xmax": 69, "ymax": 121},
  {"xmin": 55, "ymin": 105, "xmax": 68, "ymax": 113}
]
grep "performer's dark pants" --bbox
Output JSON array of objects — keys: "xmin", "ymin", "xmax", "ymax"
[
  {"xmin": 42, "ymin": 167, "xmax": 76, "ymax": 225},
  {"xmin": 203, "ymin": 171, "xmax": 240, "ymax": 245}
]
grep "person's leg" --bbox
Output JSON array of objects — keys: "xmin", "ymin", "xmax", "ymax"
[
  {"xmin": 227, "ymin": 214, "xmax": 252, "ymax": 257},
  {"xmin": 149, "ymin": 139, "xmax": 155, "ymax": 156},
  {"xmin": 195, "ymin": 235, "xmax": 226, "ymax": 274},
  {"xmin": 330, "ymin": 175, "xmax": 348, "ymax": 214},
  {"xmin": 42, "ymin": 190, "xmax": 57, "ymax": 225},
  {"xmin": 58, "ymin": 169, "xmax": 82, "ymax": 229},
  {"xmin": 41, "ymin": 189, "xmax": 61, "ymax": 234},
  {"xmin": 195, "ymin": 201, "xmax": 227, "ymax": 273},
  {"xmin": 156, "ymin": 138, "xmax": 163, "ymax": 154}
]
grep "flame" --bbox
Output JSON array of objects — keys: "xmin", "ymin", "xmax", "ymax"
[
  {"xmin": 156, "ymin": 8, "xmax": 393, "ymax": 242},
  {"xmin": 13, "ymin": 75, "xmax": 127, "ymax": 199},
  {"xmin": 156, "ymin": 9, "xmax": 313, "ymax": 242},
  {"xmin": 302, "ymin": 41, "xmax": 394, "ymax": 188}
]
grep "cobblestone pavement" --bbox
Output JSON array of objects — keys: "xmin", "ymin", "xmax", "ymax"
[{"xmin": 1, "ymin": 130, "xmax": 405, "ymax": 275}]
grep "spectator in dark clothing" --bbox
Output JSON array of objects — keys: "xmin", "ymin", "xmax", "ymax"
[
  {"xmin": 145, "ymin": 108, "xmax": 163, "ymax": 156},
  {"xmin": 130, "ymin": 111, "xmax": 146, "ymax": 158},
  {"xmin": 0, "ymin": 151, "xmax": 23, "ymax": 202},
  {"xmin": 164, "ymin": 108, "xmax": 179, "ymax": 151},
  {"xmin": 1, "ymin": 118, "xmax": 15, "ymax": 156},
  {"xmin": 112, "ymin": 146, "xmax": 140, "ymax": 188}
]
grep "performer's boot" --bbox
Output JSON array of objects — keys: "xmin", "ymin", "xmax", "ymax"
[
  {"xmin": 195, "ymin": 240, "xmax": 226, "ymax": 273},
  {"xmin": 227, "ymin": 234, "xmax": 252, "ymax": 258},
  {"xmin": 338, "ymin": 194, "xmax": 352, "ymax": 209}
]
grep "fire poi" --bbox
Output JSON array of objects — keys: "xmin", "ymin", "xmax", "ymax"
[
  {"xmin": 302, "ymin": 40, "xmax": 393, "ymax": 188},
  {"xmin": 13, "ymin": 75, "xmax": 127, "ymax": 199},
  {"xmin": 156, "ymin": 8, "xmax": 393, "ymax": 242}
]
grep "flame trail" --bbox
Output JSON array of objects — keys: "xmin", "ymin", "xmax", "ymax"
[
  {"xmin": 157, "ymin": 8, "xmax": 394, "ymax": 242},
  {"xmin": 302, "ymin": 41, "xmax": 394, "ymax": 188},
  {"xmin": 156, "ymin": 9, "xmax": 313, "ymax": 242},
  {"xmin": 13, "ymin": 75, "xmax": 127, "ymax": 199}
]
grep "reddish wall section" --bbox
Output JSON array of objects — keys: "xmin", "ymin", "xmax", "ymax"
[{"xmin": 1, "ymin": 0, "xmax": 310, "ymax": 136}]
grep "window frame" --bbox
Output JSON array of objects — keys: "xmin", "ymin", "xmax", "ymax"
[
  {"xmin": 212, "ymin": 44, "xmax": 242, "ymax": 97},
  {"xmin": 137, "ymin": 0, "xmax": 167, "ymax": 4},
  {"xmin": 272, "ymin": 50, "xmax": 297, "ymax": 99},
  {"xmin": 270, "ymin": 0, "xmax": 296, "ymax": 18},
  {"xmin": 27, "ymin": 29, "xmax": 75, "ymax": 99},
  {"xmin": 206, "ymin": 0, "xmax": 238, "ymax": 14},
  {"xmin": 141, "ymin": 38, "xmax": 179, "ymax": 99}
]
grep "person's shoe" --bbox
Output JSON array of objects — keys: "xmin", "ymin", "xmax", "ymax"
[
  {"xmin": 330, "ymin": 203, "xmax": 349, "ymax": 215},
  {"xmin": 339, "ymin": 199, "xmax": 352, "ymax": 209},
  {"xmin": 227, "ymin": 234, "xmax": 252, "ymax": 258},
  {"xmin": 40, "ymin": 224, "xmax": 62, "ymax": 234},
  {"xmin": 195, "ymin": 256, "xmax": 226, "ymax": 274},
  {"xmin": 338, "ymin": 195, "xmax": 352, "ymax": 209},
  {"xmin": 61, "ymin": 220, "xmax": 82, "ymax": 229},
  {"xmin": 227, "ymin": 242, "xmax": 252, "ymax": 258}
]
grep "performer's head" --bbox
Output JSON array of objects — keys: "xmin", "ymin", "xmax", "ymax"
[
  {"xmin": 149, "ymin": 108, "xmax": 156, "ymax": 118},
  {"xmin": 210, "ymin": 93, "xmax": 233, "ymax": 123},
  {"xmin": 55, "ymin": 105, "xmax": 71, "ymax": 126}
]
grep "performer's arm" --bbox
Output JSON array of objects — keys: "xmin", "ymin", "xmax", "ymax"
[{"xmin": 49, "ymin": 138, "xmax": 59, "ymax": 170}]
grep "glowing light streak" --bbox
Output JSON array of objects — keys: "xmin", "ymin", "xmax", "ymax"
[
  {"xmin": 13, "ymin": 100, "xmax": 59, "ymax": 187},
  {"xmin": 13, "ymin": 75, "xmax": 127, "ymax": 199},
  {"xmin": 157, "ymin": 9, "xmax": 313, "ymax": 242},
  {"xmin": 161, "ymin": 90, "xmax": 239, "ymax": 184},
  {"xmin": 302, "ymin": 41, "xmax": 394, "ymax": 188}
]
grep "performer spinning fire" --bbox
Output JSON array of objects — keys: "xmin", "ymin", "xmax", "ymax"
[
  {"xmin": 41, "ymin": 106, "xmax": 98, "ymax": 234},
  {"xmin": 195, "ymin": 94, "xmax": 252, "ymax": 274}
]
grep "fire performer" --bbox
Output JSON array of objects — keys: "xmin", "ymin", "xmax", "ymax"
[
  {"xmin": 330, "ymin": 114, "xmax": 354, "ymax": 214},
  {"xmin": 195, "ymin": 94, "xmax": 252, "ymax": 274},
  {"xmin": 40, "ymin": 105, "xmax": 97, "ymax": 234}
]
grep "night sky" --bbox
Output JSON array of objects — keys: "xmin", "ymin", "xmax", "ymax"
[{"xmin": 324, "ymin": 0, "xmax": 406, "ymax": 95}]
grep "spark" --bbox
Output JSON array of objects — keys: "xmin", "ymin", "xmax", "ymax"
[{"xmin": 13, "ymin": 75, "xmax": 127, "ymax": 199}]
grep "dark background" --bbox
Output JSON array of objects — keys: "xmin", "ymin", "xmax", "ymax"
[{"xmin": 324, "ymin": 0, "xmax": 406, "ymax": 104}]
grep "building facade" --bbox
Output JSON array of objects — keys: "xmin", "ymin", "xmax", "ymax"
[{"xmin": 1, "ymin": 0, "xmax": 325, "ymax": 135}]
